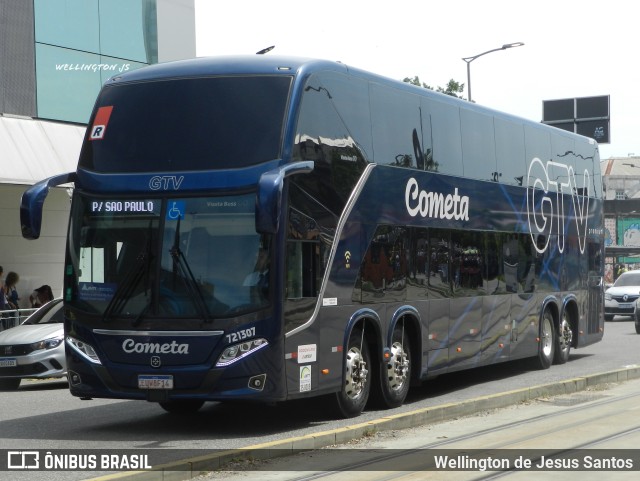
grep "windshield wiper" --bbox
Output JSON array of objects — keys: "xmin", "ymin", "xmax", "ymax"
[
  {"xmin": 102, "ymin": 252, "xmax": 147, "ymax": 322},
  {"xmin": 103, "ymin": 222, "xmax": 155, "ymax": 323},
  {"xmin": 132, "ymin": 222, "xmax": 156, "ymax": 326},
  {"xmin": 170, "ymin": 218, "xmax": 212, "ymax": 322}
]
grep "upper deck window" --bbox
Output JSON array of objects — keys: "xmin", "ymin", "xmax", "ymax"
[{"xmin": 79, "ymin": 75, "xmax": 292, "ymax": 173}]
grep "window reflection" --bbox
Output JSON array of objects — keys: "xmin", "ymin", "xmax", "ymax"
[
  {"xmin": 33, "ymin": 0, "xmax": 158, "ymax": 122},
  {"xmin": 35, "ymin": 44, "xmax": 103, "ymax": 122},
  {"xmin": 358, "ymin": 226, "xmax": 407, "ymax": 303},
  {"xmin": 353, "ymin": 228, "xmax": 571, "ymax": 303}
]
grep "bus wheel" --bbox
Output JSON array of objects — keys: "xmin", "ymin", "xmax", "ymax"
[
  {"xmin": 373, "ymin": 323, "xmax": 411, "ymax": 409},
  {"xmin": 534, "ymin": 309, "xmax": 555, "ymax": 369},
  {"xmin": 554, "ymin": 310, "xmax": 572, "ymax": 364},
  {"xmin": 334, "ymin": 328, "xmax": 370, "ymax": 418},
  {"xmin": 159, "ymin": 400, "xmax": 204, "ymax": 414}
]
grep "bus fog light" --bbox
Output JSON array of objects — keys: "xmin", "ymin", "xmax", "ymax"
[
  {"xmin": 216, "ymin": 339, "xmax": 268, "ymax": 367},
  {"xmin": 69, "ymin": 371, "xmax": 82, "ymax": 385},
  {"xmin": 248, "ymin": 374, "xmax": 266, "ymax": 391}
]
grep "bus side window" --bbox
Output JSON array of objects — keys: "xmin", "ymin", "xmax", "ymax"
[
  {"xmin": 427, "ymin": 229, "xmax": 452, "ymax": 298},
  {"xmin": 286, "ymin": 240, "xmax": 321, "ymax": 298},
  {"xmin": 358, "ymin": 226, "xmax": 407, "ymax": 303},
  {"xmin": 284, "ymin": 238, "xmax": 324, "ymax": 333}
]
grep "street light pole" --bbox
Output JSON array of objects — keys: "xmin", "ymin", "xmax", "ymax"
[{"xmin": 462, "ymin": 42, "xmax": 524, "ymax": 103}]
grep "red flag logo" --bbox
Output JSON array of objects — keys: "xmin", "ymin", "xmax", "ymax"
[{"xmin": 89, "ymin": 106, "xmax": 113, "ymax": 140}]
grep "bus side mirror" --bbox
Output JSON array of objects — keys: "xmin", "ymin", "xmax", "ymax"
[
  {"xmin": 21, "ymin": 172, "xmax": 77, "ymax": 240},
  {"xmin": 255, "ymin": 161, "xmax": 314, "ymax": 234}
]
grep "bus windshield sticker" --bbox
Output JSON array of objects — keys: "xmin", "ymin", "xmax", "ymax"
[
  {"xmin": 79, "ymin": 282, "xmax": 117, "ymax": 302},
  {"xmin": 166, "ymin": 200, "xmax": 185, "ymax": 220},
  {"xmin": 89, "ymin": 106, "xmax": 113, "ymax": 141}
]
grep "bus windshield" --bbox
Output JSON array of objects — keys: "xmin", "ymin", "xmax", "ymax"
[
  {"xmin": 67, "ymin": 193, "xmax": 271, "ymax": 320},
  {"xmin": 79, "ymin": 75, "xmax": 292, "ymax": 173}
]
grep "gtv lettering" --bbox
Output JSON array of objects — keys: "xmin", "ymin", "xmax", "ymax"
[
  {"xmin": 405, "ymin": 178, "xmax": 469, "ymax": 221},
  {"xmin": 526, "ymin": 158, "xmax": 590, "ymax": 254},
  {"xmin": 149, "ymin": 175, "xmax": 184, "ymax": 190}
]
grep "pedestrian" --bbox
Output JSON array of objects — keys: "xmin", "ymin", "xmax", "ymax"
[
  {"xmin": 4, "ymin": 271, "xmax": 20, "ymax": 309},
  {"xmin": 30, "ymin": 285, "xmax": 54, "ymax": 308}
]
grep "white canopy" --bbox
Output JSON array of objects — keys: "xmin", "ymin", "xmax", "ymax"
[{"xmin": 0, "ymin": 115, "xmax": 85, "ymax": 185}]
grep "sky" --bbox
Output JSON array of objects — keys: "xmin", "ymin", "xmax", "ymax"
[{"xmin": 194, "ymin": 0, "xmax": 636, "ymax": 160}]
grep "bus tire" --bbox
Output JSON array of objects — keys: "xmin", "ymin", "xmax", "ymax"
[
  {"xmin": 554, "ymin": 310, "xmax": 572, "ymax": 364},
  {"xmin": 372, "ymin": 323, "xmax": 411, "ymax": 409},
  {"xmin": 159, "ymin": 400, "xmax": 204, "ymax": 414},
  {"xmin": 334, "ymin": 328, "xmax": 370, "ymax": 418},
  {"xmin": 534, "ymin": 309, "xmax": 555, "ymax": 370}
]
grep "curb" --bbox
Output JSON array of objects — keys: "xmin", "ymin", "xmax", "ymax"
[{"xmin": 89, "ymin": 366, "xmax": 640, "ymax": 481}]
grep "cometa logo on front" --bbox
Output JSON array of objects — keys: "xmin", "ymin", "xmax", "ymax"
[
  {"xmin": 122, "ymin": 339, "xmax": 189, "ymax": 354},
  {"xmin": 405, "ymin": 178, "xmax": 470, "ymax": 220}
]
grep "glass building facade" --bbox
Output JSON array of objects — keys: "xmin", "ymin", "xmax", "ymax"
[
  {"xmin": 0, "ymin": 0, "xmax": 193, "ymax": 310},
  {"xmin": 34, "ymin": 0, "xmax": 159, "ymax": 123}
]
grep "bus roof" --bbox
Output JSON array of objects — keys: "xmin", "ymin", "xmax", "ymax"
[
  {"xmin": 106, "ymin": 55, "xmax": 348, "ymax": 83},
  {"xmin": 104, "ymin": 55, "xmax": 598, "ymax": 149}
]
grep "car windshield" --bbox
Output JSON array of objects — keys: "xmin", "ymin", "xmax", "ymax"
[
  {"xmin": 614, "ymin": 273, "xmax": 640, "ymax": 287},
  {"xmin": 23, "ymin": 300, "xmax": 64, "ymax": 325}
]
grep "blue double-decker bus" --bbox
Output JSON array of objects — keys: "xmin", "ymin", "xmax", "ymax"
[{"xmin": 21, "ymin": 56, "xmax": 604, "ymax": 417}]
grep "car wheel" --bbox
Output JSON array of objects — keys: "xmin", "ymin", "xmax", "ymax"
[
  {"xmin": 636, "ymin": 320, "xmax": 640, "ymax": 335},
  {"xmin": 604, "ymin": 314, "xmax": 614, "ymax": 321},
  {"xmin": 0, "ymin": 378, "xmax": 21, "ymax": 390}
]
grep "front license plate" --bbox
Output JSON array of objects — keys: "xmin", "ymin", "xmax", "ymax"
[
  {"xmin": 138, "ymin": 375, "xmax": 173, "ymax": 389},
  {"xmin": 618, "ymin": 303, "xmax": 633, "ymax": 309},
  {"xmin": 0, "ymin": 358, "xmax": 17, "ymax": 367}
]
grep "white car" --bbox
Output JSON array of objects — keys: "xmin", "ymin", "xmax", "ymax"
[
  {"xmin": 604, "ymin": 271, "xmax": 640, "ymax": 325},
  {"xmin": 0, "ymin": 299, "xmax": 65, "ymax": 390}
]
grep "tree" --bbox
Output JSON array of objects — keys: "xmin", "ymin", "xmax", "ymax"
[{"xmin": 402, "ymin": 76, "xmax": 466, "ymax": 100}]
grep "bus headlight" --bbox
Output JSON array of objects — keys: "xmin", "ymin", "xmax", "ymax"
[
  {"xmin": 66, "ymin": 336, "xmax": 102, "ymax": 364},
  {"xmin": 216, "ymin": 339, "xmax": 268, "ymax": 367}
]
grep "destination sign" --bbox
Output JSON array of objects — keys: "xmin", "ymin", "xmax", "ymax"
[{"xmin": 89, "ymin": 200, "xmax": 160, "ymax": 216}]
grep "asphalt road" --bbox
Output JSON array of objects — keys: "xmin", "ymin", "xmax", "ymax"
[{"xmin": 0, "ymin": 318, "xmax": 638, "ymax": 481}]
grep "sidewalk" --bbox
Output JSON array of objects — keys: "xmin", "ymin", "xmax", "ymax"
[{"xmin": 88, "ymin": 366, "xmax": 640, "ymax": 481}]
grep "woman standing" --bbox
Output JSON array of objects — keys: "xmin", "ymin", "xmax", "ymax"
[{"xmin": 4, "ymin": 271, "xmax": 20, "ymax": 309}]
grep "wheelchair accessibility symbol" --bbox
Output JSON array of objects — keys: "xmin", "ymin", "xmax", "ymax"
[{"xmin": 167, "ymin": 201, "xmax": 185, "ymax": 220}]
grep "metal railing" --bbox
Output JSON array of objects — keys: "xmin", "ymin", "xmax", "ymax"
[{"xmin": 0, "ymin": 308, "xmax": 39, "ymax": 332}]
